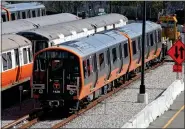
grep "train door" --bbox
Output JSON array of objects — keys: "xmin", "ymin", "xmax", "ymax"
[{"xmin": 91, "ymin": 54, "xmax": 98, "ymax": 88}]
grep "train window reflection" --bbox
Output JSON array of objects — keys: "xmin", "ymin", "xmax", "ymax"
[
  {"xmin": 7, "ymin": 52, "xmax": 12, "ymax": 69},
  {"xmin": 2, "ymin": 53, "xmax": 7, "ymax": 71}
]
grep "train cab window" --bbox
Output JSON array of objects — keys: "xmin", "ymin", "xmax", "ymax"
[
  {"xmin": 22, "ymin": 12, "xmax": 26, "ymax": 19},
  {"xmin": 132, "ymin": 41, "xmax": 137, "ymax": 55},
  {"xmin": 2, "ymin": 14, "xmax": 6, "ymax": 22},
  {"xmin": 7, "ymin": 52, "xmax": 12, "ymax": 69},
  {"xmin": 40, "ymin": 59, "xmax": 46, "ymax": 70},
  {"xmin": 14, "ymin": 49, "xmax": 19, "ymax": 66},
  {"xmin": 11, "ymin": 13, "xmax": 16, "ymax": 21},
  {"xmin": 2, "ymin": 53, "xmax": 7, "ymax": 71},
  {"xmin": 99, "ymin": 53, "xmax": 105, "ymax": 70},
  {"xmin": 112, "ymin": 48, "xmax": 117, "ymax": 63},
  {"xmin": 123, "ymin": 43, "xmax": 128, "ymax": 58},
  {"xmin": 138, "ymin": 37, "xmax": 141, "ymax": 50},
  {"xmin": 32, "ymin": 10, "xmax": 36, "ymax": 17},
  {"xmin": 28, "ymin": 48, "xmax": 32, "ymax": 62},
  {"xmin": 23, "ymin": 48, "xmax": 28, "ymax": 64},
  {"xmin": 150, "ymin": 33, "xmax": 154, "ymax": 46}
]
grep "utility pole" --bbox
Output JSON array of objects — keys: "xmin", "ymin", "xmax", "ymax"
[{"xmin": 137, "ymin": 1, "xmax": 148, "ymax": 104}]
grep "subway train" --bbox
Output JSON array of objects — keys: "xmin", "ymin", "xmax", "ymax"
[
  {"xmin": 1, "ymin": 13, "xmax": 127, "ymax": 92},
  {"xmin": 31, "ymin": 21, "xmax": 164, "ymax": 110},
  {"xmin": 1, "ymin": 2, "xmax": 46, "ymax": 22}
]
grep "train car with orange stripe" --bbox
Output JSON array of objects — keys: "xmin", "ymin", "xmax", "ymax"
[
  {"xmin": 31, "ymin": 21, "xmax": 164, "ymax": 110},
  {"xmin": 1, "ymin": 34, "xmax": 33, "ymax": 92},
  {"xmin": 1, "ymin": 2, "xmax": 45, "ymax": 22}
]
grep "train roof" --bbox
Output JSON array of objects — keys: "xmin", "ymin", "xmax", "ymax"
[
  {"xmin": 57, "ymin": 30, "xmax": 127, "ymax": 57},
  {"xmin": 118, "ymin": 21, "xmax": 161, "ymax": 38},
  {"xmin": 19, "ymin": 13, "xmax": 128, "ymax": 40},
  {"xmin": 1, "ymin": 34, "xmax": 32, "ymax": 53},
  {"xmin": 2, "ymin": 2, "xmax": 45, "ymax": 13},
  {"xmin": 52, "ymin": 21, "xmax": 161, "ymax": 57},
  {"xmin": 2, "ymin": 13, "xmax": 79, "ymax": 34}
]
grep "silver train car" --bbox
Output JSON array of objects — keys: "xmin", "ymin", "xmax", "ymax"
[
  {"xmin": 18, "ymin": 13, "xmax": 128, "ymax": 54},
  {"xmin": 1, "ymin": 2, "xmax": 46, "ymax": 22},
  {"xmin": 2, "ymin": 13, "xmax": 80, "ymax": 34},
  {"xmin": 31, "ymin": 21, "xmax": 163, "ymax": 109}
]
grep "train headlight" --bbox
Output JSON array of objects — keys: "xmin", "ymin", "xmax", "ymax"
[
  {"xmin": 39, "ymin": 89, "xmax": 43, "ymax": 94},
  {"xmin": 69, "ymin": 90, "xmax": 75, "ymax": 95}
]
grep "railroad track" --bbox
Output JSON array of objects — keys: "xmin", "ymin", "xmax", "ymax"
[{"xmin": 2, "ymin": 61, "xmax": 164, "ymax": 129}]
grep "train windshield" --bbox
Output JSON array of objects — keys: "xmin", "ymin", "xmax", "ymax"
[{"xmin": 33, "ymin": 50, "xmax": 80, "ymax": 90}]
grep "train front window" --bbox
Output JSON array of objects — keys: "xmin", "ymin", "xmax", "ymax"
[{"xmin": 34, "ymin": 50, "xmax": 80, "ymax": 84}]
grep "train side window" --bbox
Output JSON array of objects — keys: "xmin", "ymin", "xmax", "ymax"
[
  {"xmin": 87, "ymin": 59, "xmax": 91, "ymax": 76},
  {"xmin": 83, "ymin": 60, "xmax": 88, "ymax": 78},
  {"xmin": 138, "ymin": 37, "xmax": 141, "ymax": 50},
  {"xmin": 124, "ymin": 43, "xmax": 128, "ymax": 58},
  {"xmin": 113, "ymin": 24, "xmax": 115, "ymax": 29},
  {"xmin": 37, "ymin": 9, "xmax": 41, "ymax": 16},
  {"xmin": 11, "ymin": 13, "xmax": 16, "ymax": 21},
  {"xmin": 158, "ymin": 30, "xmax": 161, "ymax": 42},
  {"xmin": 2, "ymin": 53, "xmax": 7, "ymax": 71},
  {"xmin": 150, "ymin": 33, "xmax": 154, "ymax": 46},
  {"xmin": 23, "ymin": 48, "xmax": 28, "ymax": 64},
  {"xmin": 112, "ymin": 48, "xmax": 117, "ymax": 63},
  {"xmin": 99, "ymin": 53, "xmax": 105, "ymax": 70},
  {"xmin": 106, "ymin": 50, "xmax": 110, "ymax": 65},
  {"xmin": 132, "ymin": 41, "xmax": 137, "ymax": 55},
  {"xmin": 147, "ymin": 35, "xmax": 150, "ymax": 46},
  {"xmin": 2, "ymin": 14, "xmax": 6, "ymax": 22},
  {"xmin": 7, "ymin": 52, "xmax": 12, "ymax": 69},
  {"xmin": 27, "ymin": 10, "xmax": 31, "ymax": 18},
  {"xmin": 14, "ymin": 49, "xmax": 19, "ymax": 66},
  {"xmin": 42, "ymin": 9, "xmax": 45, "ymax": 16},
  {"xmin": 32, "ymin": 10, "xmax": 36, "ymax": 17},
  {"xmin": 28, "ymin": 48, "xmax": 32, "ymax": 62},
  {"xmin": 22, "ymin": 11, "xmax": 26, "ymax": 19},
  {"xmin": 17, "ymin": 12, "xmax": 20, "ymax": 19},
  {"xmin": 155, "ymin": 30, "xmax": 158, "ymax": 43},
  {"xmin": 119, "ymin": 44, "xmax": 123, "ymax": 59}
]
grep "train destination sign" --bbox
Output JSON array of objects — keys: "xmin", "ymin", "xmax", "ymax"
[{"xmin": 167, "ymin": 40, "xmax": 185, "ymax": 64}]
